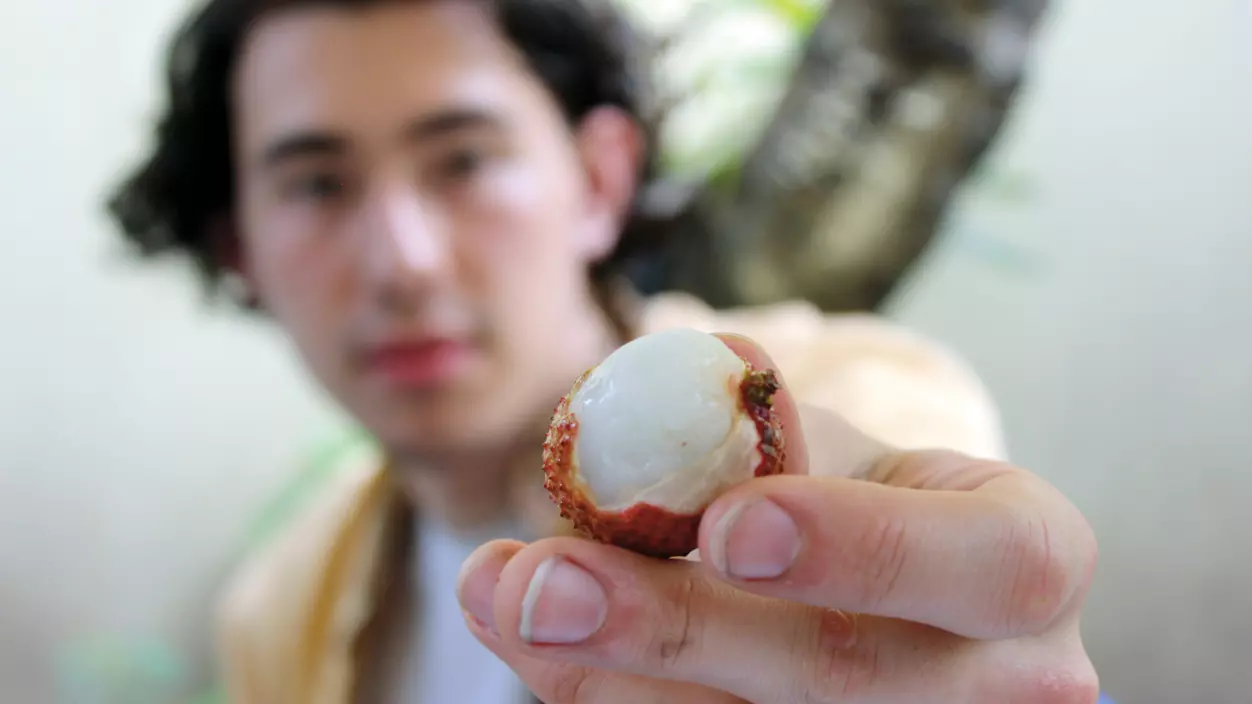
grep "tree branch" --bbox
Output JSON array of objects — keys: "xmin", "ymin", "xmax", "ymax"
[{"xmin": 656, "ymin": 0, "xmax": 1051, "ymax": 312}]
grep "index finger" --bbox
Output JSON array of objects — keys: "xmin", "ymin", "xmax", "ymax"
[
  {"xmin": 713, "ymin": 333, "xmax": 894, "ymax": 480},
  {"xmin": 698, "ymin": 455, "xmax": 1098, "ymax": 641},
  {"xmin": 713, "ymin": 333, "xmax": 808, "ymax": 475}
]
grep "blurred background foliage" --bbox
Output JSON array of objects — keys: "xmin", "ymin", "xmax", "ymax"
[
  {"xmin": 615, "ymin": 0, "xmax": 1048, "ymax": 312},
  {"xmin": 620, "ymin": 0, "xmax": 825, "ymax": 182}
]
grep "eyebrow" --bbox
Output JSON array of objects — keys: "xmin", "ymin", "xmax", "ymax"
[{"xmin": 257, "ymin": 107, "xmax": 506, "ymax": 169}]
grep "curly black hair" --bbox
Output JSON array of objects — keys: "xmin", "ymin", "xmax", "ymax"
[{"xmin": 107, "ymin": 0, "xmax": 677, "ymax": 316}]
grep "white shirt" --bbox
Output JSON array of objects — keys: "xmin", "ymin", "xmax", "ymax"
[{"xmin": 391, "ymin": 514, "xmax": 532, "ymax": 704}]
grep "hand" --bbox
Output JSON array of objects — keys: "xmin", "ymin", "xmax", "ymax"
[{"xmin": 456, "ymin": 335, "xmax": 1100, "ymax": 703}]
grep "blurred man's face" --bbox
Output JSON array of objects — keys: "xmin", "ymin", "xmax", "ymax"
[{"xmin": 231, "ymin": 2, "xmax": 639, "ymax": 455}]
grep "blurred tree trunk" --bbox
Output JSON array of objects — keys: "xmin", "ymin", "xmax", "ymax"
[{"xmin": 654, "ymin": 0, "xmax": 1050, "ymax": 312}]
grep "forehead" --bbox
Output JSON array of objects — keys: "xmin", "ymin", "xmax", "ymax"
[{"xmin": 233, "ymin": 1, "xmax": 547, "ymax": 157}]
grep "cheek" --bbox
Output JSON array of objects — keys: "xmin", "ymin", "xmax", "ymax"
[
  {"xmin": 462, "ymin": 163, "xmax": 585, "ymax": 298},
  {"xmin": 244, "ymin": 209, "xmax": 354, "ymax": 345}
]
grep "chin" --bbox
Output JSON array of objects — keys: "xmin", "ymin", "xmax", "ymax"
[{"xmin": 365, "ymin": 391, "xmax": 528, "ymax": 458}]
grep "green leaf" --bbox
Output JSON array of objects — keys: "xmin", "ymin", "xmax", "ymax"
[{"xmin": 752, "ymin": 0, "xmax": 825, "ymax": 31}]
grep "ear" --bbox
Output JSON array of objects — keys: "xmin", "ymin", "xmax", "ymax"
[
  {"xmin": 210, "ymin": 215, "xmax": 260, "ymax": 307},
  {"xmin": 572, "ymin": 106, "xmax": 645, "ymax": 264}
]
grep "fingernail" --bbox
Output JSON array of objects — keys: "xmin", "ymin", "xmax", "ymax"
[
  {"xmin": 519, "ymin": 556, "xmax": 607, "ymax": 644},
  {"xmin": 457, "ymin": 550, "xmax": 501, "ymax": 634},
  {"xmin": 710, "ymin": 498, "xmax": 801, "ymax": 579}
]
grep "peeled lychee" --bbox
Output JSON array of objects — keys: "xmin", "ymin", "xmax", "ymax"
[{"xmin": 541, "ymin": 328, "xmax": 786, "ymax": 558}]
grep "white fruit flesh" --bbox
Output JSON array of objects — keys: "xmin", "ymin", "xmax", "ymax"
[{"xmin": 569, "ymin": 328, "xmax": 763, "ymax": 514}]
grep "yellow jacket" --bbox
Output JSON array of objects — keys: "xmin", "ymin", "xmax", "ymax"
[{"xmin": 214, "ymin": 294, "xmax": 1006, "ymax": 703}]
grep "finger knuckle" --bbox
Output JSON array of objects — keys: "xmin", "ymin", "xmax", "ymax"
[
  {"xmin": 997, "ymin": 513, "xmax": 1074, "ymax": 636},
  {"xmin": 969, "ymin": 652, "xmax": 1099, "ymax": 704},
  {"xmin": 805, "ymin": 610, "xmax": 880, "ymax": 704},
  {"xmin": 541, "ymin": 666, "xmax": 599, "ymax": 704},
  {"xmin": 1073, "ymin": 513, "xmax": 1100, "ymax": 585},
  {"xmin": 1016, "ymin": 661, "xmax": 1101, "ymax": 704},
  {"xmin": 639, "ymin": 571, "xmax": 704, "ymax": 672},
  {"xmin": 847, "ymin": 513, "xmax": 910, "ymax": 611}
]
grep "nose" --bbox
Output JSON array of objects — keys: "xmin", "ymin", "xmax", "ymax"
[{"xmin": 361, "ymin": 181, "xmax": 449, "ymax": 299}]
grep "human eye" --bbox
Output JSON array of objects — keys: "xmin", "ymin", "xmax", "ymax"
[
  {"xmin": 436, "ymin": 146, "xmax": 490, "ymax": 183},
  {"xmin": 281, "ymin": 170, "xmax": 347, "ymax": 203},
  {"xmin": 291, "ymin": 171, "xmax": 343, "ymax": 199}
]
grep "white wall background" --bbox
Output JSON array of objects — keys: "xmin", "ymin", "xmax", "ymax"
[
  {"xmin": 1, "ymin": 0, "xmax": 1249, "ymax": 701},
  {"xmin": 889, "ymin": 3, "xmax": 1252, "ymax": 702},
  {"xmin": 0, "ymin": 1, "xmax": 349, "ymax": 699}
]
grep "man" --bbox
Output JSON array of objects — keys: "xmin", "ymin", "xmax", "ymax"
[{"xmin": 108, "ymin": 0, "xmax": 1105, "ymax": 702}]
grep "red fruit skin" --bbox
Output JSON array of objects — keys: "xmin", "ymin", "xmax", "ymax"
[{"xmin": 541, "ymin": 357, "xmax": 786, "ymax": 559}]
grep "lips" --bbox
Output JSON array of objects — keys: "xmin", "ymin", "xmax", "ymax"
[{"xmin": 363, "ymin": 338, "xmax": 474, "ymax": 388}]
